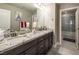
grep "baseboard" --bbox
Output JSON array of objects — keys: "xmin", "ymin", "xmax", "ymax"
[{"xmin": 53, "ymin": 42, "xmax": 61, "ymax": 48}]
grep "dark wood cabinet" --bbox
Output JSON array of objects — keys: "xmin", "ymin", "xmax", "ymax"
[
  {"xmin": 37, "ymin": 40, "xmax": 45, "ymax": 54},
  {"xmin": 44, "ymin": 38, "xmax": 49, "ymax": 52},
  {"xmin": 24, "ymin": 46, "xmax": 37, "ymax": 55},
  {"xmin": 1, "ymin": 31, "xmax": 53, "ymax": 55}
]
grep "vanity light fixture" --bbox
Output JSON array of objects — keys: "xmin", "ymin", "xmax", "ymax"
[
  {"xmin": 33, "ymin": 3, "xmax": 45, "ymax": 9},
  {"xmin": 33, "ymin": 4, "xmax": 41, "ymax": 9}
]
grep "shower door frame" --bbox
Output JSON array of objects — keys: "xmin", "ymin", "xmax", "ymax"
[{"xmin": 59, "ymin": 6, "xmax": 79, "ymax": 49}]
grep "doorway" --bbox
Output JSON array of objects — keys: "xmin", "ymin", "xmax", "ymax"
[{"xmin": 60, "ymin": 7, "xmax": 79, "ymax": 49}]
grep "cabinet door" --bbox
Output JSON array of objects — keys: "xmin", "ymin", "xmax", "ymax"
[
  {"xmin": 50, "ymin": 32, "xmax": 53, "ymax": 46},
  {"xmin": 48, "ymin": 33, "xmax": 53, "ymax": 48},
  {"xmin": 25, "ymin": 46, "xmax": 37, "ymax": 55},
  {"xmin": 37, "ymin": 40, "xmax": 45, "ymax": 55},
  {"xmin": 45, "ymin": 38, "xmax": 49, "ymax": 50}
]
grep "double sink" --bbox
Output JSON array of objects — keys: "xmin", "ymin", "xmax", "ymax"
[
  {"xmin": 0, "ymin": 30, "xmax": 49, "ymax": 52},
  {"xmin": 0, "ymin": 32, "xmax": 35, "ymax": 52}
]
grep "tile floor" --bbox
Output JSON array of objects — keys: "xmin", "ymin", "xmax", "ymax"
[{"xmin": 47, "ymin": 40, "xmax": 79, "ymax": 55}]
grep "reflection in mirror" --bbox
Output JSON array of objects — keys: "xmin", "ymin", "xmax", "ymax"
[
  {"xmin": 0, "ymin": 3, "xmax": 52, "ymax": 40},
  {"xmin": 0, "ymin": 9, "xmax": 10, "ymax": 30}
]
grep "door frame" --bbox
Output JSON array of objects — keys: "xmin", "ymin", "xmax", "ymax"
[{"xmin": 59, "ymin": 6, "xmax": 79, "ymax": 45}]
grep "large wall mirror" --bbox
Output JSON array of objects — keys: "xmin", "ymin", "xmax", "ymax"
[{"xmin": 0, "ymin": 9, "xmax": 11, "ymax": 30}]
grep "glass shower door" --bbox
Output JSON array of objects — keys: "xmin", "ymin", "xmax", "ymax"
[{"xmin": 62, "ymin": 13, "xmax": 75, "ymax": 41}]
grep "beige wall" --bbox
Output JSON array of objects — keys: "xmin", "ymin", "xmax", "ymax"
[
  {"xmin": 55, "ymin": 4, "xmax": 60, "ymax": 42},
  {"xmin": 0, "ymin": 3, "xmax": 33, "ymax": 30}
]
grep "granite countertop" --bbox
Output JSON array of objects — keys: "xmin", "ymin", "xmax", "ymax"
[{"xmin": 0, "ymin": 30, "xmax": 53, "ymax": 54}]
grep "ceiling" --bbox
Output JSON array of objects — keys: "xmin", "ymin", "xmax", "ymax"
[
  {"xmin": 11, "ymin": 3, "xmax": 79, "ymax": 11},
  {"xmin": 10, "ymin": 3, "xmax": 37, "ymax": 12},
  {"xmin": 10, "ymin": 3, "xmax": 51, "ymax": 12},
  {"xmin": 57, "ymin": 3, "xmax": 79, "ymax": 9}
]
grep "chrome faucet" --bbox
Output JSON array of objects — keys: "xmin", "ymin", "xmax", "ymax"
[{"xmin": 4, "ymin": 29, "xmax": 11, "ymax": 38}]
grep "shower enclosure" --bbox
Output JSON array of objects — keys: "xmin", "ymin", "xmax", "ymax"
[
  {"xmin": 62, "ymin": 10, "xmax": 76, "ymax": 42},
  {"xmin": 60, "ymin": 7, "xmax": 79, "ymax": 49}
]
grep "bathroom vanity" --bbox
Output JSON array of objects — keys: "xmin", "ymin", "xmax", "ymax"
[{"xmin": 0, "ymin": 30, "xmax": 53, "ymax": 55}]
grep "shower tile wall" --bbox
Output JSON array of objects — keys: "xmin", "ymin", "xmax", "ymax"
[{"xmin": 62, "ymin": 13, "xmax": 75, "ymax": 39}]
